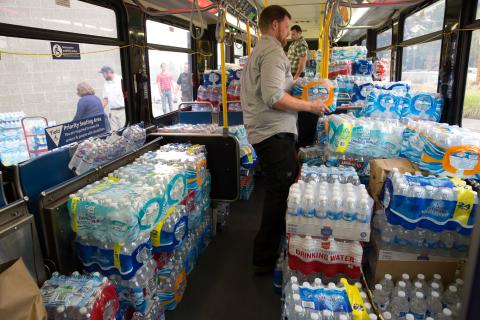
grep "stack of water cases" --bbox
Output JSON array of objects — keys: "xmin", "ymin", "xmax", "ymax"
[
  {"xmin": 291, "ymin": 77, "xmax": 339, "ymax": 113},
  {"xmin": 372, "ymin": 271, "xmax": 464, "ymax": 320},
  {"xmin": 285, "ymin": 164, "xmax": 373, "ymax": 286},
  {"xmin": 0, "ymin": 111, "xmax": 29, "ymax": 165},
  {"xmin": 67, "ymin": 143, "xmax": 212, "ymax": 318},
  {"xmin": 282, "ymin": 277, "xmax": 371, "ymax": 320},
  {"xmin": 335, "ymin": 75, "xmax": 372, "ymax": 108},
  {"xmin": 69, "ymin": 125, "xmax": 146, "ymax": 175},
  {"xmin": 328, "ymin": 46, "xmax": 369, "ymax": 80},
  {"xmin": 196, "ymin": 64, "xmax": 243, "ymax": 108},
  {"xmin": 325, "ymin": 114, "xmax": 405, "ymax": 182},
  {"xmin": 41, "ymin": 272, "xmax": 120, "ymax": 320},
  {"xmin": 375, "ymin": 168, "xmax": 476, "ymax": 258}
]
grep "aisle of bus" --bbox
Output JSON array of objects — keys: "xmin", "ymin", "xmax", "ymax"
[{"xmin": 1, "ymin": 0, "xmax": 480, "ymax": 320}]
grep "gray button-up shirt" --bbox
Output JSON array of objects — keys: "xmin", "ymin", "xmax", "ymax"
[{"xmin": 240, "ymin": 35, "xmax": 297, "ymax": 145}]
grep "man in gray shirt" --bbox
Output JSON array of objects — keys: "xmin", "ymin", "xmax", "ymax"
[{"xmin": 241, "ymin": 5, "xmax": 327, "ymax": 274}]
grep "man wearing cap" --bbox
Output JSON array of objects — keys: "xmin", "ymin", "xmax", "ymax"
[{"xmin": 100, "ymin": 66, "xmax": 125, "ymax": 130}]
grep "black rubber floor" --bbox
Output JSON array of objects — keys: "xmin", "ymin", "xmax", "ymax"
[{"xmin": 168, "ymin": 177, "xmax": 282, "ymax": 320}]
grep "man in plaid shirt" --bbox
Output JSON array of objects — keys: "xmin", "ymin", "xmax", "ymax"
[{"xmin": 287, "ymin": 25, "xmax": 309, "ymax": 80}]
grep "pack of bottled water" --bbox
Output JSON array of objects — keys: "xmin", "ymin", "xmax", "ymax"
[
  {"xmin": 150, "ymin": 205, "xmax": 189, "ymax": 254},
  {"xmin": 41, "ymin": 271, "xmax": 120, "ymax": 320},
  {"xmin": 373, "ymin": 210, "xmax": 470, "ymax": 257},
  {"xmin": 328, "ymin": 61, "xmax": 353, "ymax": 79},
  {"xmin": 352, "ymin": 59, "xmax": 373, "ymax": 76},
  {"xmin": 229, "ymin": 125, "xmax": 258, "ymax": 170},
  {"xmin": 69, "ymin": 125, "xmax": 146, "ymax": 175},
  {"xmin": 300, "ymin": 164, "xmax": 360, "ymax": 185},
  {"xmin": 352, "ymin": 81, "xmax": 410, "ymax": 110},
  {"xmin": 109, "ymin": 258, "xmax": 157, "ymax": 313},
  {"xmin": 316, "ymin": 116, "xmax": 329, "ymax": 146},
  {"xmin": 401, "ymin": 119, "xmax": 480, "ymax": 179},
  {"xmin": 156, "ymin": 123, "xmax": 219, "ymax": 134},
  {"xmin": 298, "ymin": 146, "xmax": 327, "ymax": 166},
  {"xmin": 330, "ymin": 46, "xmax": 367, "ymax": 63},
  {"xmin": 372, "ymin": 272, "xmax": 464, "ymax": 320},
  {"xmin": 0, "ymin": 111, "xmax": 30, "ymax": 165},
  {"xmin": 130, "ymin": 297, "xmax": 165, "ymax": 320},
  {"xmin": 383, "ymin": 169, "xmax": 477, "ymax": 235},
  {"xmin": 373, "ymin": 58, "xmax": 389, "ymax": 81},
  {"xmin": 327, "ymin": 114, "xmax": 405, "ymax": 159},
  {"xmin": 282, "ymin": 276, "xmax": 369, "ymax": 320},
  {"xmin": 291, "ymin": 77, "xmax": 339, "ymax": 113},
  {"xmin": 336, "ymin": 75, "xmax": 373, "ymax": 106},
  {"xmin": 286, "ymin": 180, "xmax": 372, "ymax": 240},
  {"xmin": 287, "ymin": 235, "xmax": 363, "ymax": 280}
]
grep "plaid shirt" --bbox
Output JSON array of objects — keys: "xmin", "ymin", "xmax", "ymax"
[{"xmin": 287, "ymin": 37, "xmax": 309, "ymax": 75}]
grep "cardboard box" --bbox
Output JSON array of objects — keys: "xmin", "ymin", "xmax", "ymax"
[
  {"xmin": 286, "ymin": 215, "xmax": 371, "ymax": 241},
  {"xmin": 0, "ymin": 258, "xmax": 47, "ymax": 320},
  {"xmin": 369, "ymin": 158, "xmax": 419, "ymax": 206},
  {"xmin": 368, "ymin": 235, "xmax": 462, "ymax": 285}
]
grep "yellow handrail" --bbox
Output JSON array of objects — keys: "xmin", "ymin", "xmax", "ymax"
[
  {"xmin": 321, "ymin": 7, "xmax": 333, "ymax": 79},
  {"xmin": 219, "ymin": 10, "xmax": 229, "ymax": 130},
  {"xmin": 246, "ymin": 21, "xmax": 252, "ymax": 56}
]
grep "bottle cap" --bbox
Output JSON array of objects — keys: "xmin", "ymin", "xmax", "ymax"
[
  {"xmin": 339, "ymin": 315, "xmax": 348, "ymax": 320},
  {"xmin": 416, "ymin": 292, "xmax": 424, "ymax": 299},
  {"xmin": 449, "ymin": 285, "xmax": 458, "ymax": 293},
  {"xmin": 456, "ymin": 278, "xmax": 464, "ymax": 286},
  {"xmin": 443, "ymin": 308, "xmax": 452, "ymax": 316},
  {"xmin": 415, "ymin": 282, "xmax": 422, "ymax": 289},
  {"xmin": 398, "ymin": 281, "xmax": 406, "ymax": 287},
  {"xmin": 431, "ymin": 291, "xmax": 439, "ymax": 298},
  {"xmin": 311, "ymin": 314, "xmax": 319, "ymax": 320},
  {"xmin": 56, "ymin": 306, "xmax": 65, "ymax": 313},
  {"xmin": 406, "ymin": 314, "xmax": 415, "ymax": 320},
  {"xmin": 385, "ymin": 273, "xmax": 392, "ymax": 280},
  {"xmin": 291, "ymin": 276, "xmax": 298, "ymax": 283},
  {"xmin": 364, "ymin": 302, "xmax": 372, "ymax": 311},
  {"xmin": 314, "ymin": 278, "xmax": 322, "ymax": 286},
  {"xmin": 328, "ymin": 282, "xmax": 336, "ymax": 289},
  {"xmin": 433, "ymin": 274, "xmax": 442, "ymax": 280},
  {"xmin": 323, "ymin": 310, "xmax": 333, "ymax": 316},
  {"xmin": 294, "ymin": 305, "xmax": 303, "ymax": 313},
  {"xmin": 383, "ymin": 312, "xmax": 392, "ymax": 320},
  {"xmin": 360, "ymin": 292, "xmax": 367, "ymax": 299},
  {"xmin": 417, "ymin": 273, "xmax": 425, "ymax": 280},
  {"xmin": 432, "ymin": 282, "xmax": 440, "ymax": 289},
  {"xmin": 292, "ymin": 284, "xmax": 300, "ymax": 291},
  {"xmin": 79, "ymin": 307, "xmax": 88, "ymax": 315},
  {"xmin": 398, "ymin": 291, "xmax": 406, "ymax": 298},
  {"xmin": 355, "ymin": 282, "xmax": 363, "ymax": 290},
  {"xmin": 402, "ymin": 273, "xmax": 410, "ymax": 280},
  {"xmin": 375, "ymin": 284, "xmax": 383, "ymax": 290},
  {"xmin": 369, "ymin": 314, "xmax": 378, "ymax": 320},
  {"xmin": 293, "ymin": 294, "xmax": 301, "ymax": 301}
]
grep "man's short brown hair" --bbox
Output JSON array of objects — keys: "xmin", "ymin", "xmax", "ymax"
[{"xmin": 259, "ymin": 5, "xmax": 292, "ymax": 33}]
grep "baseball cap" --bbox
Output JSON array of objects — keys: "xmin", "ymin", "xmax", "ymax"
[{"xmin": 99, "ymin": 66, "xmax": 113, "ymax": 73}]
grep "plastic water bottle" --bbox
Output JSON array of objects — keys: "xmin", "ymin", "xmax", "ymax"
[
  {"xmin": 373, "ymin": 284, "xmax": 389, "ymax": 311},
  {"xmin": 427, "ymin": 282, "xmax": 441, "ymax": 297},
  {"xmin": 343, "ymin": 197, "xmax": 357, "ymax": 221},
  {"xmin": 357, "ymin": 199, "xmax": 371, "ymax": 224},
  {"xmin": 411, "ymin": 282, "xmax": 424, "ymax": 298},
  {"xmin": 326, "ymin": 197, "xmax": 342, "ymax": 221},
  {"xmin": 411, "ymin": 292, "xmax": 427, "ymax": 320},
  {"xmin": 315, "ymin": 195, "xmax": 328, "ymax": 219},
  {"xmin": 364, "ymin": 302, "xmax": 372, "ymax": 314},
  {"xmin": 390, "ymin": 291, "xmax": 409, "ymax": 319},
  {"xmin": 430, "ymin": 274, "xmax": 443, "ymax": 292},
  {"xmin": 442, "ymin": 286, "xmax": 460, "ymax": 309},
  {"xmin": 393, "ymin": 281, "xmax": 409, "ymax": 300},
  {"xmin": 436, "ymin": 308, "xmax": 453, "ymax": 320},
  {"xmin": 380, "ymin": 274, "xmax": 395, "ymax": 296},
  {"xmin": 454, "ymin": 278, "xmax": 464, "ymax": 296},
  {"xmin": 305, "ymin": 192, "xmax": 316, "ymax": 218},
  {"xmin": 426, "ymin": 291, "xmax": 443, "ymax": 317},
  {"xmin": 416, "ymin": 274, "xmax": 428, "ymax": 290}
]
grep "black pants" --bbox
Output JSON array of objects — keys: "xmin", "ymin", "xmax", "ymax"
[
  {"xmin": 297, "ymin": 112, "xmax": 320, "ymax": 148},
  {"xmin": 252, "ymin": 133, "xmax": 298, "ymax": 267}
]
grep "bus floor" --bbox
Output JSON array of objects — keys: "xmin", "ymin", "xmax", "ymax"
[{"xmin": 168, "ymin": 176, "xmax": 282, "ymax": 320}]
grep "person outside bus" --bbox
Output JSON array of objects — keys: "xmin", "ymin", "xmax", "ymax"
[
  {"xmin": 156, "ymin": 63, "xmax": 176, "ymax": 114},
  {"xmin": 240, "ymin": 5, "xmax": 328, "ymax": 274},
  {"xmin": 177, "ymin": 62, "xmax": 193, "ymax": 102},
  {"xmin": 100, "ymin": 66, "xmax": 125, "ymax": 131},
  {"xmin": 73, "ymin": 82, "xmax": 111, "ymax": 131}
]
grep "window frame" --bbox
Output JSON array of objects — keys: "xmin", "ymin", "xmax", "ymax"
[
  {"xmin": 397, "ymin": 0, "xmax": 447, "ymax": 93},
  {"xmin": 376, "ymin": 27, "xmax": 393, "ymax": 50},
  {"xmin": 144, "ymin": 16, "xmax": 196, "ymax": 118},
  {"xmin": 0, "ymin": 0, "xmax": 131, "ymax": 125}
]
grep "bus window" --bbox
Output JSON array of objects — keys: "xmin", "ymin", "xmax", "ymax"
[
  {"xmin": 148, "ymin": 50, "xmax": 192, "ymax": 117},
  {"xmin": 0, "ymin": 0, "xmax": 117, "ymax": 38},
  {"xmin": 401, "ymin": 40, "xmax": 441, "ymax": 92},
  {"xmin": 0, "ymin": 37, "xmax": 123, "ymax": 126},
  {"xmin": 403, "ymin": 0, "xmax": 445, "ymax": 41},
  {"xmin": 234, "ymin": 42, "xmax": 244, "ymax": 65},
  {"xmin": 463, "ymin": 30, "xmax": 480, "ymax": 132},
  {"xmin": 377, "ymin": 28, "xmax": 392, "ymax": 49},
  {"xmin": 361, "ymin": 38, "xmax": 366, "ymax": 47},
  {"xmin": 146, "ymin": 21, "xmax": 191, "ymax": 49}
]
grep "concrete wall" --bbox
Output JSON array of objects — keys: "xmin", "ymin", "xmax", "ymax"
[{"xmin": 0, "ymin": 38, "xmax": 122, "ymax": 124}]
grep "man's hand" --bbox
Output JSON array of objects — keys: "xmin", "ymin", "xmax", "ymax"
[{"xmin": 309, "ymin": 98, "xmax": 329, "ymax": 115}]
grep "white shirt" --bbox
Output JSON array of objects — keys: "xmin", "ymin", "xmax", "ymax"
[{"xmin": 103, "ymin": 75, "xmax": 125, "ymax": 109}]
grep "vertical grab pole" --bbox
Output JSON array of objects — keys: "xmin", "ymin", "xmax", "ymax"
[
  {"xmin": 321, "ymin": 7, "xmax": 333, "ymax": 79},
  {"xmin": 246, "ymin": 21, "xmax": 252, "ymax": 56},
  {"xmin": 220, "ymin": 9, "xmax": 229, "ymax": 132}
]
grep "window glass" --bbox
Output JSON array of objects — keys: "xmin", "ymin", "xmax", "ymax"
[
  {"xmin": 463, "ymin": 30, "xmax": 480, "ymax": 132},
  {"xmin": 401, "ymin": 40, "xmax": 441, "ymax": 92},
  {"xmin": 146, "ymin": 20, "xmax": 191, "ymax": 49},
  {"xmin": 361, "ymin": 38, "xmax": 366, "ymax": 46},
  {"xmin": 377, "ymin": 28, "xmax": 392, "ymax": 48},
  {"xmin": 478, "ymin": 1, "xmax": 480, "ymax": 20},
  {"xmin": 0, "ymin": 36, "xmax": 123, "ymax": 126},
  {"xmin": 0, "ymin": 0, "xmax": 117, "ymax": 38},
  {"xmin": 149, "ymin": 50, "xmax": 193, "ymax": 117},
  {"xmin": 404, "ymin": 0, "xmax": 445, "ymax": 40}
]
